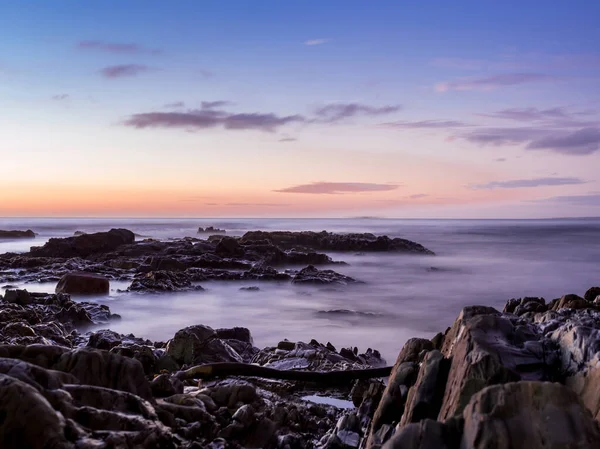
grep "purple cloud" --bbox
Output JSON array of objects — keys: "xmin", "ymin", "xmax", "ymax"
[
  {"xmin": 199, "ymin": 69, "xmax": 215, "ymax": 78},
  {"xmin": 314, "ymin": 103, "xmax": 401, "ymax": 123},
  {"xmin": 495, "ymin": 158, "xmax": 507, "ymax": 162},
  {"xmin": 469, "ymin": 177, "xmax": 587, "ymax": 190},
  {"xmin": 201, "ymin": 100, "xmax": 232, "ymax": 109},
  {"xmin": 478, "ymin": 107, "xmax": 570, "ymax": 121},
  {"xmin": 78, "ymin": 40, "xmax": 161, "ymax": 55},
  {"xmin": 435, "ymin": 73, "xmax": 557, "ymax": 92},
  {"xmin": 535, "ymin": 193, "xmax": 600, "ymax": 206},
  {"xmin": 279, "ymin": 137, "xmax": 297, "ymax": 142},
  {"xmin": 52, "ymin": 94, "xmax": 69, "ymax": 101},
  {"xmin": 409, "ymin": 194, "xmax": 428, "ymax": 199},
  {"xmin": 382, "ymin": 120, "xmax": 471, "ymax": 129},
  {"xmin": 100, "ymin": 64, "xmax": 151, "ymax": 79},
  {"xmin": 274, "ymin": 182, "xmax": 400, "ymax": 194},
  {"xmin": 124, "ymin": 109, "xmax": 304, "ymax": 132},
  {"xmin": 527, "ymin": 127, "xmax": 600, "ymax": 155},
  {"xmin": 460, "ymin": 127, "xmax": 548, "ymax": 146}
]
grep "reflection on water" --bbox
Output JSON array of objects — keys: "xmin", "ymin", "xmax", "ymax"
[{"xmin": 2, "ymin": 218, "xmax": 600, "ymax": 362}]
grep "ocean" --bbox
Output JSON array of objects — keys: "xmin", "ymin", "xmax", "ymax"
[{"xmin": 1, "ymin": 217, "xmax": 599, "ymax": 362}]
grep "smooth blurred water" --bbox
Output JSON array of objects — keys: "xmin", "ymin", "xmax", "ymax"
[{"xmin": 1, "ymin": 217, "xmax": 599, "ymax": 362}]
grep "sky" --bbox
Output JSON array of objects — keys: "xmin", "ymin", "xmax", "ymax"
[{"xmin": 1, "ymin": 1, "xmax": 599, "ymax": 218}]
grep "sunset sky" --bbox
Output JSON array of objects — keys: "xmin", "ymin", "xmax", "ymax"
[{"xmin": 1, "ymin": 1, "xmax": 599, "ymax": 218}]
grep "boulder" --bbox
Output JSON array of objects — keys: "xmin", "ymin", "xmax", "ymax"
[
  {"xmin": 381, "ymin": 419, "xmax": 459, "ymax": 449},
  {"xmin": 166, "ymin": 325, "xmax": 242, "ymax": 367},
  {"xmin": 55, "ymin": 272, "xmax": 109, "ymax": 295},
  {"xmin": 462, "ymin": 381, "xmax": 600, "ymax": 449},
  {"xmin": 551, "ymin": 294, "xmax": 595, "ymax": 311},
  {"xmin": 584, "ymin": 287, "xmax": 600, "ymax": 302},
  {"xmin": 292, "ymin": 265, "xmax": 357, "ymax": 285},
  {"xmin": 215, "ymin": 237, "xmax": 243, "ymax": 257},
  {"xmin": 128, "ymin": 270, "xmax": 194, "ymax": 292}
]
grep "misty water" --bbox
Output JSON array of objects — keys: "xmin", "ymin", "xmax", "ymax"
[{"xmin": 1, "ymin": 217, "xmax": 599, "ymax": 362}]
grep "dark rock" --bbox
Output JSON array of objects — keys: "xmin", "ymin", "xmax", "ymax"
[
  {"xmin": 0, "ymin": 229, "xmax": 36, "ymax": 239},
  {"xmin": 166, "ymin": 325, "xmax": 242, "ymax": 366},
  {"xmin": 28, "ymin": 228, "xmax": 135, "ymax": 258},
  {"xmin": 584, "ymin": 286, "xmax": 600, "ymax": 302},
  {"xmin": 87, "ymin": 329, "xmax": 122, "ymax": 350},
  {"xmin": 215, "ymin": 237, "xmax": 243, "ymax": 257},
  {"xmin": 216, "ymin": 327, "xmax": 253, "ymax": 344},
  {"xmin": 198, "ymin": 226, "xmax": 226, "ymax": 234},
  {"xmin": 277, "ymin": 340, "xmax": 296, "ymax": 351},
  {"xmin": 149, "ymin": 257, "xmax": 187, "ymax": 272},
  {"xmin": 462, "ymin": 381, "xmax": 600, "ymax": 449},
  {"xmin": 151, "ymin": 373, "xmax": 184, "ymax": 397},
  {"xmin": 381, "ymin": 419, "xmax": 459, "ymax": 449},
  {"xmin": 128, "ymin": 270, "xmax": 195, "ymax": 292},
  {"xmin": 551, "ymin": 294, "xmax": 595, "ymax": 311},
  {"xmin": 3, "ymin": 289, "xmax": 32, "ymax": 306},
  {"xmin": 239, "ymin": 286, "xmax": 260, "ymax": 291},
  {"xmin": 55, "ymin": 272, "xmax": 109, "ymax": 295},
  {"xmin": 292, "ymin": 265, "xmax": 357, "ymax": 285}
]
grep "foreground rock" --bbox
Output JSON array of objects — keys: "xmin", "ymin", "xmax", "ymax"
[
  {"xmin": 55, "ymin": 271, "xmax": 110, "ymax": 295},
  {"xmin": 0, "ymin": 229, "xmax": 35, "ymax": 239}
]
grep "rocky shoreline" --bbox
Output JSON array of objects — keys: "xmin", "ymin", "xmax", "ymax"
[{"xmin": 1, "ymin": 229, "xmax": 600, "ymax": 447}]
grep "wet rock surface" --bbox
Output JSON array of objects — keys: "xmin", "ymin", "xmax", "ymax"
[{"xmin": 0, "ymin": 229, "xmax": 36, "ymax": 239}]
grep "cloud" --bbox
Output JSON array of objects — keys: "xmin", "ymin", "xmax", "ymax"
[
  {"xmin": 100, "ymin": 64, "xmax": 151, "ymax": 78},
  {"xmin": 274, "ymin": 182, "xmax": 400, "ymax": 194},
  {"xmin": 314, "ymin": 103, "xmax": 401, "ymax": 123},
  {"xmin": 124, "ymin": 109, "xmax": 304, "ymax": 132},
  {"xmin": 382, "ymin": 120, "xmax": 471, "ymax": 129},
  {"xmin": 527, "ymin": 127, "xmax": 600, "ymax": 155},
  {"xmin": 495, "ymin": 158, "xmax": 507, "ymax": 162},
  {"xmin": 199, "ymin": 69, "xmax": 214, "ymax": 78},
  {"xmin": 435, "ymin": 73, "xmax": 557, "ymax": 92},
  {"xmin": 409, "ymin": 194, "xmax": 428, "ymax": 199},
  {"xmin": 279, "ymin": 137, "xmax": 297, "ymax": 142},
  {"xmin": 78, "ymin": 40, "xmax": 161, "ymax": 55},
  {"xmin": 431, "ymin": 54, "xmax": 600, "ymax": 71},
  {"xmin": 478, "ymin": 107, "xmax": 570, "ymax": 121},
  {"xmin": 164, "ymin": 101, "xmax": 185, "ymax": 109},
  {"xmin": 460, "ymin": 127, "xmax": 548, "ymax": 146},
  {"xmin": 535, "ymin": 193, "xmax": 600, "ymax": 206},
  {"xmin": 201, "ymin": 100, "xmax": 232, "ymax": 109},
  {"xmin": 52, "ymin": 94, "xmax": 69, "ymax": 101},
  {"xmin": 305, "ymin": 39, "xmax": 329, "ymax": 46},
  {"xmin": 469, "ymin": 177, "xmax": 587, "ymax": 190},
  {"xmin": 225, "ymin": 202, "xmax": 289, "ymax": 207}
]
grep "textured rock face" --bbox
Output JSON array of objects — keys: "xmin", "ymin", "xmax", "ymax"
[
  {"xmin": 166, "ymin": 324, "xmax": 242, "ymax": 367},
  {"xmin": 29, "ymin": 228, "xmax": 135, "ymax": 258},
  {"xmin": 55, "ymin": 272, "xmax": 110, "ymax": 295},
  {"xmin": 462, "ymin": 382, "xmax": 600, "ymax": 449},
  {"xmin": 292, "ymin": 265, "xmax": 357, "ymax": 285}
]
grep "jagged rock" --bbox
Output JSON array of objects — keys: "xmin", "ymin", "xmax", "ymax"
[
  {"xmin": 52, "ymin": 347, "xmax": 153, "ymax": 400},
  {"xmin": 128, "ymin": 270, "xmax": 195, "ymax": 292},
  {"xmin": 55, "ymin": 272, "xmax": 110, "ymax": 295},
  {"xmin": 462, "ymin": 381, "xmax": 600, "ymax": 449},
  {"xmin": 29, "ymin": 228, "xmax": 135, "ymax": 258},
  {"xmin": 87, "ymin": 329, "xmax": 123, "ymax": 350},
  {"xmin": 215, "ymin": 237, "xmax": 243, "ymax": 257},
  {"xmin": 552, "ymin": 294, "xmax": 596, "ymax": 311},
  {"xmin": 400, "ymin": 350, "xmax": 450, "ymax": 426},
  {"xmin": 149, "ymin": 257, "xmax": 187, "ymax": 272},
  {"xmin": 381, "ymin": 419, "xmax": 460, "ymax": 449},
  {"xmin": 198, "ymin": 226, "xmax": 226, "ymax": 234},
  {"xmin": 216, "ymin": 327, "xmax": 253, "ymax": 344},
  {"xmin": 438, "ymin": 306, "xmax": 553, "ymax": 421},
  {"xmin": 166, "ymin": 325, "xmax": 242, "ymax": 366},
  {"xmin": 3, "ymin": 289, "xmax": 32, "ymax": 305},
  {"xmin": 292, "ymin": 265, "xmax": 357, "ymax": 285}
]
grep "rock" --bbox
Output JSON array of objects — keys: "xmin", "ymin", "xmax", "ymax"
[
  {"xmin": 87, "ymin": 329, "xmax": 122, "ymax": 350},
  {"xmin": 462, "ymin": 381, "xmax": 600, "ymax": 449},
  {"xmin": 0, "ymin": 229, "xmax": 36, "ymax": 239},
  {"xmin": 198, "ymin": 226, "xmax": 226, "ymax": 234},
  {"xmin": 551, "ymin": 294, "xmax": 595, "ymax": 311},
  {"xmin": 0, "ymin": 374, "xmax": 72, "ymax": 449},
  {"xmin": 381, "ymin": 419, "xmax": 459, "ymax": 449},
  {"xmin": 400, "ymin": 350, "xmax": 450, "ymax": 426},
  {"xmin": 52, "ymin": 347, "xmax": 153, "ymax": 400},
  {"xmin": 3, "ymin": 289, "xmax": 32, "ymax": 305},
  {"xmin": 29, "ymin": 228, "xmax": 135, "ymax": 258},
  {"xmin": 292, "ymin": 265, "xmax": 357, "ymax": 285},
  {"xmin": 149, "ymin": 257, "xmax": 187, "ymax": 272},
  {"xmin": 128, "ymin": 270, "xmax": 195, "ymax": 292},
  {"xmin": 584, "ymin": 287, "xmax": 600, "ymax": 302},
  {"xmin": 216, "ymin": 327, "xmax": 253, "ymax": 344},
  {"xmin": 240, "ymin": 230, "xmax": 434, "ymax": 254},
  {"xmin": 166, "ymin": 325, "xmax": 242, "ymax": 366},
  {"xmin": 55, "ymin": 272, "xmax": 110, "ymax": 295},
  {"xmin": 151, "ymin": 373, "xmax": 184, "ymax": 397},
  {"xmin": 215, "ymin": 237, "xmax": 243, "ymax": 257},
  {"xmin": 438, "ymin": 306, "xmax": 552, "ymax": 421}
]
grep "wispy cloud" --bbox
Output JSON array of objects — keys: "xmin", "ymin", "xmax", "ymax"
[
  {"xmin": 495, "ymin": 157, "xmax": 507, "ymax": 162},
  {"xmin": 201, "ymin": 100, "xmax": 232, "ymax": 109},
  {"xmin": 124, "ymin": 101, "xmax": 304, "ymax": 132},
  {"xmin": 274, "ymin": 182, "xmax": 400, "ymax": 194},
  {"xmin": 527, "ymin": 127, "xmax": 600, "ymax": 155},
  {"xmin": 408, "ymin": 194, "xmax": 428, "ymax": 199},
  {"xmin": 305, "ymin": 39, "xmax": 329, "ymax": 46},
  {"xmin": 279, "ymin": 137, "xmax": 297, "ymax": 142},
  {"xmin": 314, "ymin": 103, "xmax": 401, "ymax": 123},
  {"xmin": 199, "ymin": 69, "xmax": 215, "ymax": 78},
  {"xmin": 78, "ymin": 40, "xmax": 161, "ymax": 55},
  {"xmin": 478, "ymin": 107, "xmax": 570, "ymax": 121},
  {"xmin": 52, "ymin": 94, "xmax": 69, "ymax": 101},
  {"xmin": 100, "ymin": 64, "xmax": 152, "ymax": 79},
  {"xmin": 431, "ymin": 54, "xmax": 600, "ymax": 71},
  {"xmin": 225, "ymin": 202, "xmax": 289, "ymax": 207},
  {"xmin": 435, "ymin": 73, "xmax": 557, "ymax": 92},
  {"xmin": 382, "ymin": 120, "xmax": 471, "ymax": 129},
  {"xmin": 164, "ymin": 101, "xmax": 185, "ymax": 109},
  {"xmin": 469, "ymin": 177, "xmax": 587, "ymax": 190}
]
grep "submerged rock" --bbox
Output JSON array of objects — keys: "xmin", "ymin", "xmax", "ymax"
[
  {"xmin": 0, "ymin": 229, "xmax": 36, "ymax": 239},
  {"xmin": 55, "ymin": 272, "xmax": 110, "ymax": 295},
  {"xmin": 292, "ymin": 265, "xmax": 358, "ymax": 285}
]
